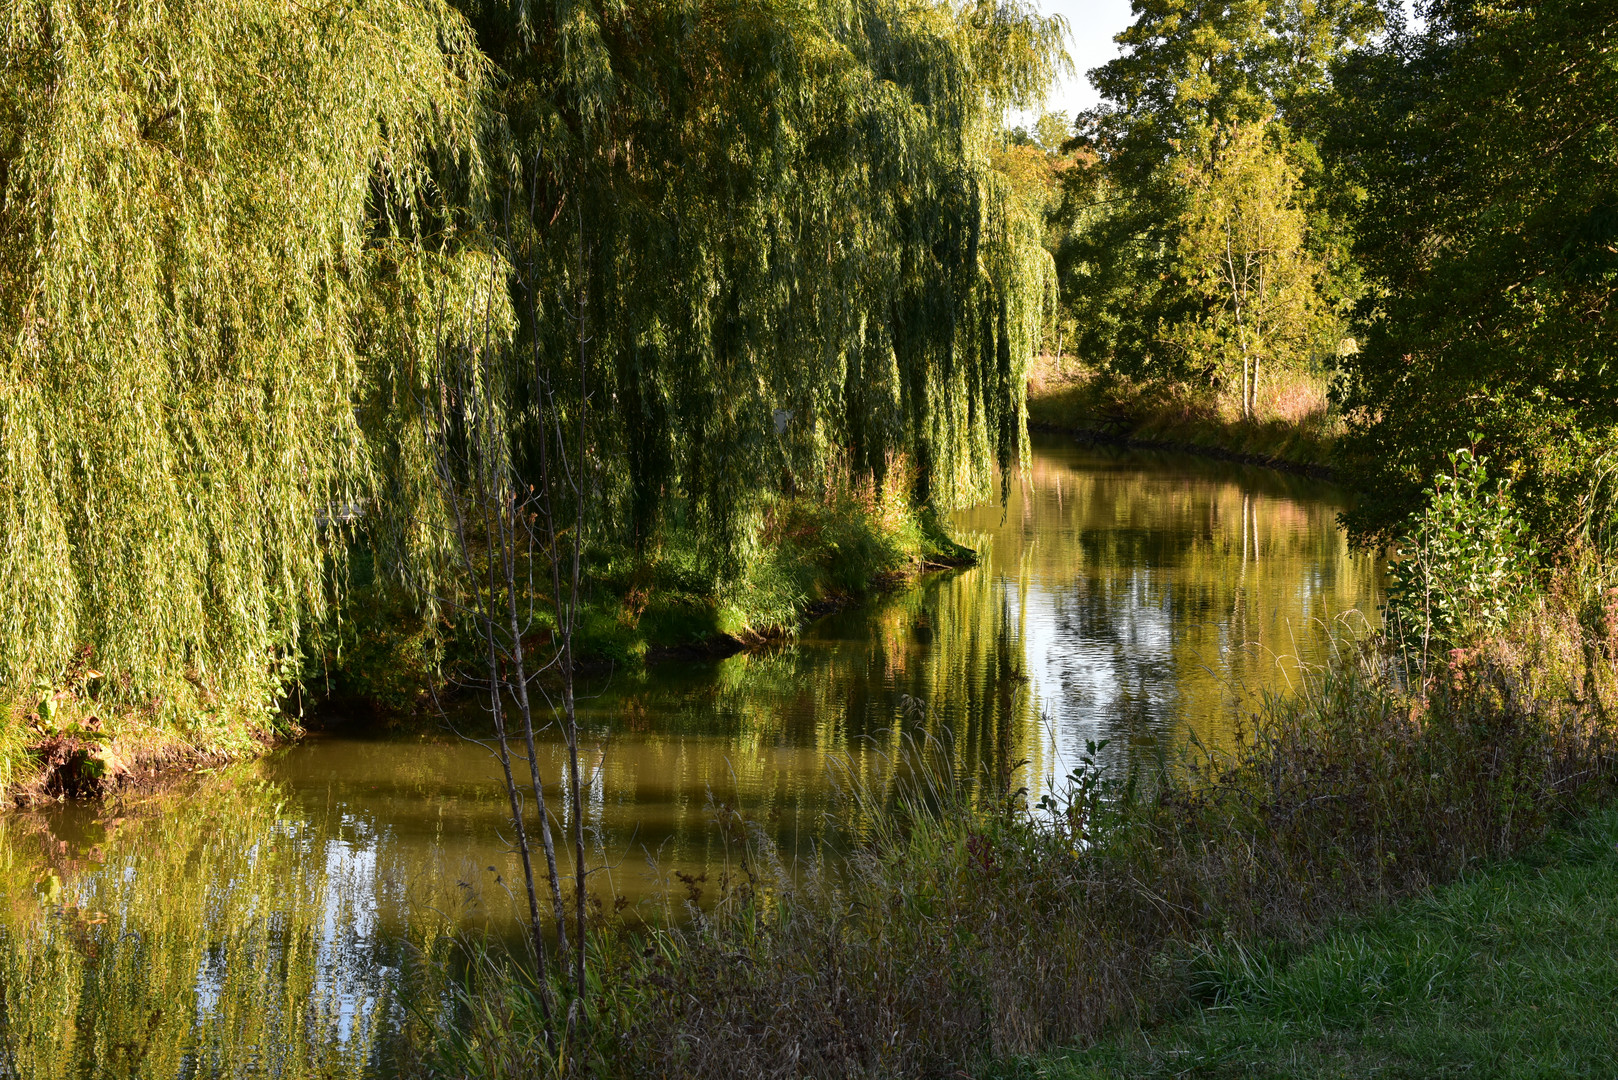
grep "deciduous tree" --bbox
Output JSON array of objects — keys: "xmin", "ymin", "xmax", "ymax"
[
  {"xmin": 1170, "ymin": 118, "xmax": 1331, "ymax": 417},
  {"xmin": 1329, "ymin": 0, "xmax": 1618, "ymax": 541}
]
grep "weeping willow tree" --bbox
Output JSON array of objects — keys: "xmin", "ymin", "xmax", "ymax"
[
  {"xmin": 1, "ymin": 0, "xmax": 1063, "ymax": 726},
  {"xmin": 465, "ymin": 0, "xmax": 1065, "ymax": 568},
  {"xmin": 0, "ymin": 0, "xmax": 498, "ymax": 719}
]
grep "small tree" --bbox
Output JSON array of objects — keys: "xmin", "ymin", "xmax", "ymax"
[{"xmin": 1169, "ymin": 118, "xmax": 1331, "ymax": 418}]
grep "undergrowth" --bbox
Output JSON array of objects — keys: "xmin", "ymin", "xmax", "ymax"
[
  {"xmin": 0, "ymin": 662, "xmax": 281, "ymax": 806},
  {"xmin": 421, "ymin": 554, "xmax": 1618, "ymax": 1078},
  {"xmin": 1026, "ymin": 358, "xmax": 1339, "ymax": 468},
  {"xmin": 313, "ymin": 463, "xmax": 970, "ymax": 718}
]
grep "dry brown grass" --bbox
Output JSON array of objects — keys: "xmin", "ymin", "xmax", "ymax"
[{"xmin": 1026, "ymin": 358, "xmax": 1341, "ymax": 469}]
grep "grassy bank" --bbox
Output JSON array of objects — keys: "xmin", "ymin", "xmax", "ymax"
[
  {"xmin": 1026, "ymin": 357, "xmax": 1339, "ymax": 472},
  {"xmin": 1, "ymin": 473, "xmax": 972, "ymax": 803},
  {"xmin": 0, "ymin": 687, "xmax": 286, "ymax": 809},
  {"xmin": 315, "ymin": 472, "xmax": 975, "ymax": 719},
  {"xmin": 422, "ymin": 558, "xmax": 1618, "ymax": 1078},
  {"xmin": 1031, "ymin": 804, "xmax": 1618, "ymax": 1078}
]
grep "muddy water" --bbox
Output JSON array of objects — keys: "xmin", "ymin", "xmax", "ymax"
[{"xmin": 0, "ymin": 434, "xmax": 1382, "ymax": 1077}]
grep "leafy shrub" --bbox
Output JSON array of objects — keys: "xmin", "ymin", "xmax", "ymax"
[{"xmin": 1385, "ymin": 449, "xmax": 1537, "ymax": 652}]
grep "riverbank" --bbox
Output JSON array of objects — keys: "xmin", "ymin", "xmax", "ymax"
[
  {"xmin": 315, "ymin": 480, "xmax": 976, "ymax": 719},
  {"xmin": 424, "ymin": 564, "xmax": 1618, "ymax": 1078},
  {"xmin": 1028, "ymin": 804, "xmax": 1618, "ymax": 1078},
  {"xmin": 1026, "ymin": 359, "xmax": 1339, "ymax": 477},
  {"xmin": 0, "ymin": 691, "xmax": 289, "ymax": 808},
  {"xmin": 0, "ymin": 481, "xmax": 974, "ymax": 805}
]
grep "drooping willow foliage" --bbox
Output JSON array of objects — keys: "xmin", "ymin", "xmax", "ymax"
[
  {"xmin": 0, "ymin": 0, "xmax": 499, "ymax": 716},
  {"xmin": 1, "ymin": 0, "xmax": 1063, "ymax": 716},
  {"xmin": 470, "ymin": 0, "xmax": 1064, "ymax": 564}
]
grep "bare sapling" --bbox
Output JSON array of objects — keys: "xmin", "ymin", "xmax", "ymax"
[{"xmin": 422, "ymin": 151, "xmax": 599, "ymax": 1060}]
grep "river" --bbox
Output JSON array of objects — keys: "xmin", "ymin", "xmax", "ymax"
[{"xmin": 0, "ymin": 433, "xmax": 1382, "ymax": 1078}]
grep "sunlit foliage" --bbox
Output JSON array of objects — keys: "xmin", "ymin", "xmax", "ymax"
[
  {"xmin": 0, "ymin": 0, "xmax": 1067, "ymax": 719},
  {"xmin": 0, "ymin": 0, "xmax": 497, "ymax": 719},
  {"xmin": 1054, "ymin": 0, "xmax": 1375, "ymax": 390},
  {"xmin": 1169, "ymin": 117, "xmax": 1333, "ymax": 417}
]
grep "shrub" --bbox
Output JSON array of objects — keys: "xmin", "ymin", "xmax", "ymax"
[{"xmin": 1385, "ymin": 448, "xmax": 1537, "ymax": 653}]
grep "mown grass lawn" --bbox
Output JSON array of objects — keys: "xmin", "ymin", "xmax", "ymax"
[{"xmin": 1003, "ymin": 807, "xmax": 1618, "ymax": 1079}]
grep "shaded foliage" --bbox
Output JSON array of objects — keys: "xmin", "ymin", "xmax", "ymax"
[
  {"xmin": 1328, "ymin": 0, "xmax": 1618, "ymax": 541},
  {"xmin": 465, "ymin": 0, "xmax": 1064, "ymax": 571}
]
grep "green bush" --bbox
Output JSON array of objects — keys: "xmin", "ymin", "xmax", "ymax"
[{"xmin": 1386, "ymin": 449, "xmax": 1537, "ymax": 653}]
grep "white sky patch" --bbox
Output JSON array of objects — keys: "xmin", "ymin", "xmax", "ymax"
[
  {"xmin": 1009, "ymin": 0, "xmax": 1424, "ymax": 131},
  {"xmin": 1009, "ymin": 0, "xmax": 1136, "ymax": 129}
]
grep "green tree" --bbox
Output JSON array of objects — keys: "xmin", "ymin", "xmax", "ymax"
[
  {"xmin": 1055, "ymin": 0, "xmax": 1377, "ymax": 381},
  {"xmin": 0, "ymin": 0, "xmax": 494, "ymax": 719},
  {"xmin": 1329, "ymin": 0, "xmax": 1618, "ymax": 542},
  {"xmin": 461, "ymin": 0, "xmax": 1068, "ymax": 564},
  {"xmin": 1085, "ymin": 0, "xmax": 1381, "ymax": 183},
  {"xmin": 1169, "ymin": 118, "xmax": 1332, "ymax": 417},
  {"xmin": 0, "ymin": 0, "xmax": 1072, "ymax": 724}
]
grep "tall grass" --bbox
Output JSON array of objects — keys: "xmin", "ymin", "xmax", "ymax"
[{"xmin": 422, "ymin": 563, "xmax": 1618, "ymax": 1078}]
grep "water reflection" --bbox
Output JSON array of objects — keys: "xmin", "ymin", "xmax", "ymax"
[
  {"xmin": 0, "ymin": 776, "xmax": 448, "ymax": 1079},
  {"xmin": 957, "ymin": 439, "xmax": 1382, "ymax": 780},
  {"xmin": 0, "ymin": 434, "xmax": 1382, "ymax": 1077}
]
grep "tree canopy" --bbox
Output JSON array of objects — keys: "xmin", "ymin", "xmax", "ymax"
[
  {"xmin": 465, "ymin": 0, "xmax": 1065, "ymax": 563},
  {"xmin": 0, "ymin": 0, "xmax": 1067, "ymax": 714},
  {"xmin": 1050, "ymin": 0, "xmax": 1373, "ymax": 389},
  {"xmin": 1170, "ymin": 117, "xmax": 1331, "ymax": 417},
  {"xmin": 0, "ymin": 0, "xmax": 496, "ymax": 719},
  {"xmin": 1329, "ymin": 0, "xmax": 1618, "ymax": 540}
]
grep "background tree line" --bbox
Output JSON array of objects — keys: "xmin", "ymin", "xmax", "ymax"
[{"xmin": 1019, "ymin": 0, "xmax": 1617, "ymax": 542}]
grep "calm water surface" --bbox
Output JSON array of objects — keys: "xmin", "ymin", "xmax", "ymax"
[{"xmin": 0, "ymin": 434, "xmax": 1382, "ymax": 1077}]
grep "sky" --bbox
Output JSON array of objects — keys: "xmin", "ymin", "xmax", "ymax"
[
  {"xmin": 1024, "ymin": 0, "xmax": 1139, "ymax": 121},
  {"xmin": 1019, "ymin": 0, "xmax": 1422, "ymax": 124}
]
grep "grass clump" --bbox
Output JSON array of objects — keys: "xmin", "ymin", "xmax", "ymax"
[{"xmin": 1026, "ymin": 358, "xmax": 1340, "ymax": 469}]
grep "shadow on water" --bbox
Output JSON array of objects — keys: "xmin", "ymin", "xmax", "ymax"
[{"xmin": 0, "ymin": 433, "xmax": 1383, "ymax": 1077}]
